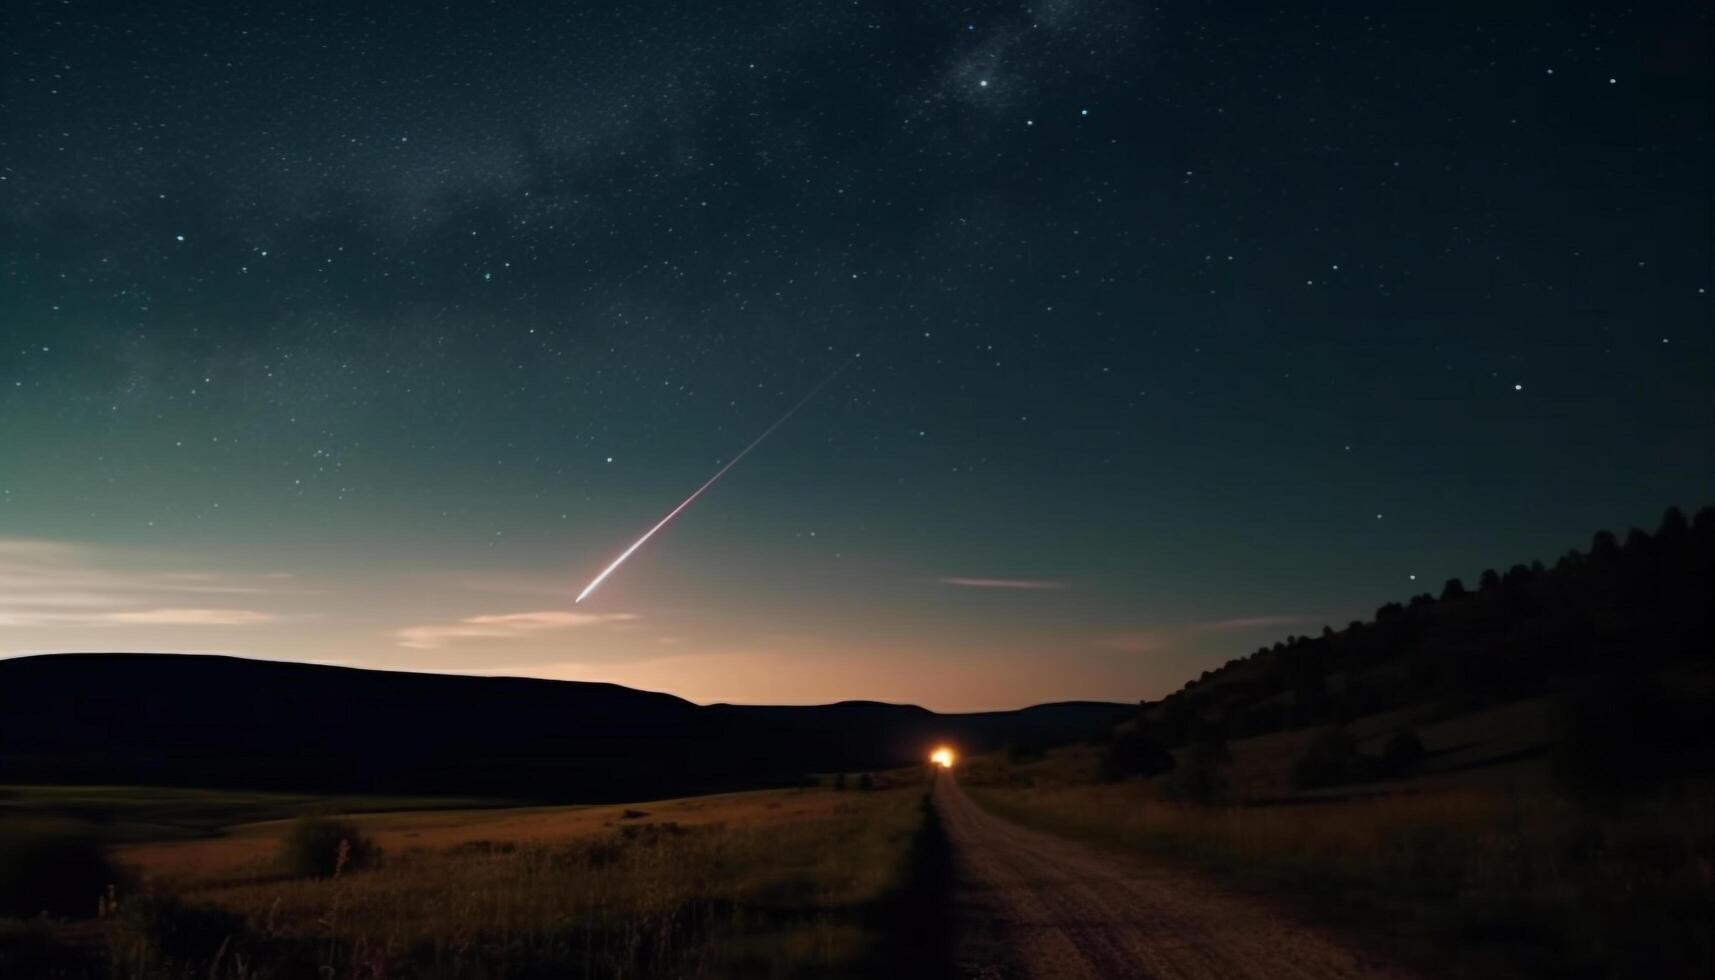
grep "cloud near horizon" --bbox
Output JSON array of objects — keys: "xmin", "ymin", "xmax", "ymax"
[
  {"xmin": 1096, "ymin": 615, "xmax": 1319, "ymax": 655},
  {"xmin": 0, "ymin": 538, "xmax": 288, "ymax": 630},
  {"xmin": 1193, "ymin": 615, "xmax": 1319, "ymax": 633},
  {"xmin": 0, "ymin": 608, "xmax": 282, "ymax": 627},
  {"xmin": 938, "ymin": 577, "xmax": 1066, "ymax": 590},
  {"xmin": 106, "ymin": 608, "xmax": 280, "ymax": 625},
  {"xmin": 395, "ymin": 610, "xmax": 640, "ymax": 649}
]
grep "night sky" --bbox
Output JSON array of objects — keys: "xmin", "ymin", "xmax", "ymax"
[{"xmin": 3, "ymin": 1, "xmax": 1710, "ymax": 709}]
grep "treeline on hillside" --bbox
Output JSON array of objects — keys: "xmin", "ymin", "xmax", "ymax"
[{"xmin": 1105, "ymin": 506, "xmax": 1715, "ymax": 795}]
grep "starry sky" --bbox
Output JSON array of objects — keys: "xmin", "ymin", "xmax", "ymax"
[{"xmin": 2, "ymin": 1, "xmax": 1710, "ymax": 710}]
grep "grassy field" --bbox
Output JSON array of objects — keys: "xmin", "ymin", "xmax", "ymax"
[
  {"xmin": 966, "ymin": 726, "xmax": 1715, "ymax": 979},
  {"xmin": 2, "ymin": 774, "xmax": 946, "ymax": 979},
  {"xmin": 0, "ymin": 785, "xmax": 500, "ymax": 843}
]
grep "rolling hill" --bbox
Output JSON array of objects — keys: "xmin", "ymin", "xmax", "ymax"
[{"xmin": 0, "ymin": 653, "xmax": 1131, "ymax": 800}]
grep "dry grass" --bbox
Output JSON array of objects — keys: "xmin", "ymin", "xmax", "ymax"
[
  {"xmin": 967, "ymin": 767, "xmax": 1715, "ymax": 978},
  {"xmin": 9, "ymin": 782, "xmax": 933, "ymax": 979},
  {"xmin": 118, "ymin": 786, "xmax": 907, "ymax": 886},
  {"xmin": 0, "ymin": 785, "xmax": 495, "ymax": 844}
]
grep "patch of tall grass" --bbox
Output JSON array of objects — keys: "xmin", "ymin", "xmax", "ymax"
[
  {"xmin": 276, "ymin": 817, "xmax": 380, "ymax": 878},
  {"xmin": 0, "ymin": 820, "xmax": 126, "ymax": 919},
  {"xmin": 3, "ymin": 785, "xmax": 934, "ymax": 979}
]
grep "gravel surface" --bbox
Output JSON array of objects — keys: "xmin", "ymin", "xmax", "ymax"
[{"xmin": 935, "ymin": 772, "xmax": 1419, "ymax": 980}]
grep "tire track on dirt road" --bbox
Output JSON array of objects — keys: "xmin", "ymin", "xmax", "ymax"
[{"xmin": 934, "ymin": 771, "xmax": 1417, "ymax": 980}]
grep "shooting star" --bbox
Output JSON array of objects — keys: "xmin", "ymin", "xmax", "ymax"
[{"xmin": 575, "ymin": 361, "xmax": 851, "ymax": 603}]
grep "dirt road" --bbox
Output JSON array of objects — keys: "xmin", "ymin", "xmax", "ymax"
[{"xmin": 934, "ymin": 772, "xmax": 1416, "ymax": 980}]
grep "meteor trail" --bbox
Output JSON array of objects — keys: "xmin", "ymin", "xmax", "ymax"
[{"xmin": 575, "ymin": 362, "xmax": 851, "ymax": 603}]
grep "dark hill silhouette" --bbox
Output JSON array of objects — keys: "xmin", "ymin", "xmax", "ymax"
[
  {"xmin": 0, "ymin": 653, "xmax": 1130, "ymax": 801},
  {"xmin": 1104, "ymin": 505, "xmax": 1715, "ymax": 789}
]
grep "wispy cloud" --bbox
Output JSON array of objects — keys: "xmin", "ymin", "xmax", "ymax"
[
  {"xmin": 0, "ymin": 608, "xmax": 280, "ymax": 627},
  {"xmin": 0, "ymin": 538, "xmax": 289, "ymax": 632},
  {"xmin": 1094, "ymin": 632, "xmax": 1163, "ymax": 655},
  {"xmin": 106, "ymin": 608, "xmax": 279, "ymax": 625},
  {"xmin": 1095, "ymin": 615, "xmax": 1318, "ymax": 656},
  {"xmin": 395, "ymin": 611, "xmax": 639, "ymax": 649},
  {"xmin": 938, "ymin": 577, "xmax": 1066, "ymax": 591},
  {"xmin": 1193, "ymin": 615, "xmax": 1318, "ymax": 633}
]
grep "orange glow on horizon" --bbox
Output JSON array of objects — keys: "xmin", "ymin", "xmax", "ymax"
[{"xmin": 930, "ymin": 746, "xmax": 955, "ymax": 768}]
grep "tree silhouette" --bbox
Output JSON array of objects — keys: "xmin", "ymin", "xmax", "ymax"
[
  {"xmin": 1591, "ymin": 529, "xmax": 1620, "ymax": 560},
  {"xmin": 1128, "ymin": 503, "xmax": 1713, "ymax": 784}
]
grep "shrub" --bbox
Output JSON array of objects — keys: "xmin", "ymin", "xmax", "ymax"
[
  {"xmin": 1161, "ymin": 742, "xmax": 1230, "ymax": 805},
  {"xmin": 832, "ymin": 772, "xmax": 848, "ymax": 791},
  {"xmin": 1290, "ymin": 727, "xmax": 1373, "ymax": 789},
  {"xmin": 0, "ymin": 918, "xmax": 94, "ymax": 976},
  {"xmin": 115, "ymin": 893, "xmax": 248, "ymax": 968},
  {"xmin": 0, "ymin": 821, "xmax": 124, "ymax": 918},
  {"xmin": 1382, "ymin": 729, "xmax": 1426, "ymax": 775},
  {"xmin": 1100, "ymin": 727, "xmax": 1176, "ymax": 781},
  {"xmin": 277, "ymin": 817, "xmax": 378, "ymax": 878},
  {"xmin": 857, "ymin": 773, "xmax": 875, "ymax": 791}
]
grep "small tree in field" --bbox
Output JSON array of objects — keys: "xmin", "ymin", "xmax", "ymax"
[
  {"xmin": 1100, "ymin": 725, "xmax": 1176, "ymax": 781},
  {"xmin": 1291, "ymin": 727, "xmax": 1371, "ymax": 789},
  {"xmin": 1162, "ymin": 740, "xmax": 1230, "ymax": 805},
  {"xmin": 1381, "ymin": 729, "xmax": 1426, "ymax": 775},
  {"xmin": 278, "ymin": 817, "xmax": 378, "ymax": 878},
  {"xmin": 0, "ymin": 823, "xmax": 123, "ymax": 918}
]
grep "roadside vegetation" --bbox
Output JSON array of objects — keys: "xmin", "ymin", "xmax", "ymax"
[
  {"xmin": 0, "ymin": 785, "xmax": 498, "ymax": 844},
  {"xmin": 966, "ymin": 505, "xmax": 1715, "ymax": 979},
  {"xmin": 1, "ymin": 774, "xmax": 944, "ymax": 979}
]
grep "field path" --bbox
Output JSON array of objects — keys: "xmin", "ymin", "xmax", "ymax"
[{"xmin": 934, "ymin": 771, "xmax": 1417, "ymax": 980}]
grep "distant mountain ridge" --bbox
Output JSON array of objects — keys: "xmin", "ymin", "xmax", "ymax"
[{"xmin": 0, "ymin": 653, "xmax": 1131, "ymax": 801}]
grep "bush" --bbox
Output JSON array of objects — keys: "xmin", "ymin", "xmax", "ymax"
[
  {"xmin": 832, "ymin": 772, "xmax": 848, "ymax": 791},
  {"xmin": 1100, "ymin": 727, "xmax": 1176, "ymax": 781},
  {"xmin": 277, "ymin": 817, "xmax": 378, "ymax": 878},
  {"xmin": 1290, "ymin": 727, "xmax": 1374, "ymax": 789},
  {"xmin": 0, "ymin": 918, "xmax": 98, "ymax": 976},
  {"xmin": 857, "ymin": 773, "xmax": 875, "ymax": 791},
  {"xmin": 1381, "ymin": 729, "xmax": 1426, "ymax": 775},
  {"xmin": 1161, "ymin": 742, "xmax": 1230, "ymax": 805},
  {"xmin": 0, "ymin": 821, "xmax": 123, "ymax": 918},
  {"xmin": 115, "ymin": 893, "xmax": 248, "ymax": 968}
]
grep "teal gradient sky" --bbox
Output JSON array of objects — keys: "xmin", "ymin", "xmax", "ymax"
[{"xmin": 2, "ymin": 0, "xmax": 1710, "ymax": 708}]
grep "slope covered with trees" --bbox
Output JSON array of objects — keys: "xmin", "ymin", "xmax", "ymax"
[{"xmin": 1110, "ymin": 506, "xmax": 1714, "ymax": 795}]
